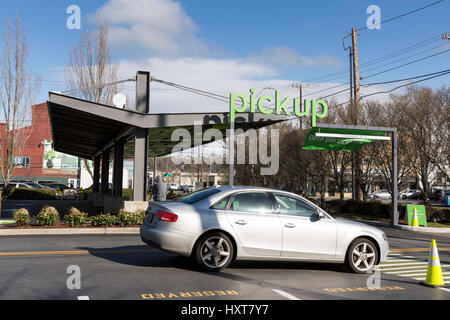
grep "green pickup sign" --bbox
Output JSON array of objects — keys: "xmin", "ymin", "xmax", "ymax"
[
  {"xmin": 406, "ymin": 205, "xmax": 427, "ymax": 227},
  {"xmin": 230, "ymin": 89, "xmax": 328, "ymax": 126}
]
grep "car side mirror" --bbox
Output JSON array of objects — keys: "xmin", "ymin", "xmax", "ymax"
[{"xmin": 316, "ymin": 210, "xmax": 325, "ymax": 220}]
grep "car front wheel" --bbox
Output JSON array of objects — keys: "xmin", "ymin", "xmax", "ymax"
[
  {"xmin": 346, "ymin": 238, "xmax": 379, "ymax": 274},
  {"xmin": 194, "ymin": 232, "xmax": 234, "ymax": 272}
]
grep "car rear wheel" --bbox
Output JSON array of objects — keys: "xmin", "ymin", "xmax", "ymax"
[
  {"xmin": 194, "ymin": 232, "xmax": 234, "ymax": 272},
  {"xmin": 346, "ymin": 238, "xmax": 379, "ymax": 274}
]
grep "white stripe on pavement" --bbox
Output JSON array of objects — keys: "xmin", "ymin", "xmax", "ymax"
[
  {"xmin": 379, "ymin": 265, "xmax": 450, "ymax": 272},
  {"xmin": 77, "ymin": 296, "xmax": 90, "ymax": 300},
  {"xmin": 377, "ymin": 263, "xmax": 428, "ymax": 268},
  {"xmin": 272, "ymin": 289, "xmax": 301, "ymax": 300}
]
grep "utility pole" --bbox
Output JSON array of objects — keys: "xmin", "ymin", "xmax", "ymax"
[
  {"xmin": 343, "ymin": 45, "xmax": 355, "ymax": 199},
  {"xmin": 351, "ymin": 27, "xmax": 362, "ymax": 201},
  {"xmin": 292, "ymin": 83, "xmax": 309, "ymax": 129},
  {"xmin": 443, "ymin": 32, "xmax": 449, "ymax": 40},
  {"xmin": 351, "ymin": 28, "xmax": 361, "ymax": 124}
]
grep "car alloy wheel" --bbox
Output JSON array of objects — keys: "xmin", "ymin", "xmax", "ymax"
[
  {"xmin": 195, "ymin": 232, "xmax": 234, "ymax": 271},
  {"xmin": 346, "ymin": 238, "xmax": 378, "ymax": 274}
]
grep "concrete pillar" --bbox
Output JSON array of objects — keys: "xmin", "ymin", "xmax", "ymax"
[
  {"xmin": 113, "ymin": 141, "xmax": 124, "ymax": 197},
  {"xmin": 133, "ymin": 71, "xmax": 150, "ymax": 201},
  {"xmin": 93, "ymin": 155, "xmax": 101, "ymax": 193},
  {"xmin": 101, "ymin": 150, "xmax": 110, "ymax": 195}
]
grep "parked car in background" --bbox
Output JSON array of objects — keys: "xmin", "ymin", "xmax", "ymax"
[
  {"xmin": 3, "ymin": 182, "xmax": 33, "ymax": 194},
  {"xmin": 368, "ymin": 189, "xmax": 391, "ymax": 200},
  {"xmin": 43, "ymin": 183, "xmax": 70, "ymax": 191},
  {"xmin": 178, "ymin": 185, "xmax": 195, "ymax": 193},
  {"xmin": 140, "ymin": 186, "xmax": 389, "ymax": 273},
  {"xmin": 409, "ymin": 190, "xmax": 424, "ymax": 200},
  {"xmin": 432, "ymin": 189, "xmax": 444, "ymax": 201},
  {"xmin": 398, "ymin": 189, "xmax": 418, "ymax": 199}
]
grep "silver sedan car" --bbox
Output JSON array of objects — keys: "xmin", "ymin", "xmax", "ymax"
[{"xmin": 140, "ymin": 187, "xmax": 389, "ymax": 273}]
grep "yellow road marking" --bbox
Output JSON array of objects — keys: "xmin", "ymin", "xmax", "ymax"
[
  {"xmin": 141, "ymin": 290, "xmax": 240, "ymax": 300},
  {"xmin": 324, "ymin": 286, "xmax": 405, "ymax": 293},
  {"xmin": 390, "ymin": 248, "xmax": 450, "ymax": 253},
  {"xmin": 0, "ymin": 248, "xmax": 158, "ymax": 257}
]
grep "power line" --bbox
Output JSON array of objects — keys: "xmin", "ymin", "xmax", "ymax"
[
  {"xmin": 356, "ymin": 0, "xmax": 445, "ymax": 32},
  {"xmin": 361, "ymin": 48, "xmax": 450, "ymax": 79},
  {"xmin": 361, "ymin": 70, "xmax": 450, "ymax": 99},
  {"xmin": 361, "ymin": 68, "xmax": 450, "ymax": 86},
  {"xmin": 301, "ymin": 33, "xmax": 445, "ymax": 83},
  {"xmin": 331, "ymin": 69, "xmax": 450, "ymax": 108},
  {"xmin": 360, "ymin": 42, "xmax": 450, "ymax": 76}
]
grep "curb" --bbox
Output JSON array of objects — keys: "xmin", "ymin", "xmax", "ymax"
[
  {"xmin": 0, "ymin": 227, "xmax": 140, "ymax": 236},
  {"xmin": 353, "ymin": 219, "xmax": 450, "ymax": 234}
]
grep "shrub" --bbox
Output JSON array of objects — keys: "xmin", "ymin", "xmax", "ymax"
[
  {"xmin": 36, "ymin": 206, "xmax": 60, "ymax": 226},
  {"xmin": 117, "ymin": 209, "xmax": 146, "ymax": 226},
  {"xmin": 6, "ymin": 188, "xmax": 56, "ymax": 200},
  {"xmin": 67, "ymin": 206, "xmax": 81, "ymax": 215},
  {"xmin": 90, "ymin": 214, "xmax": 118, "ymax": 227},
  {"xmin": 64, "ymin": 211, "xmax": 88, "ymax": 227},
  {"xmin": 429, "ymin": 207, "xmax": 450, "ymax": 223},
  {"xmin": 13, "ymin": 208, "xmax": 31, "ymax": 226}
]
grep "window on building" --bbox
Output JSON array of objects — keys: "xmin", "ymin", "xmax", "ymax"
[{"xmin": 13, "ymin": 156, "xmax": 31, "ymax": 168}]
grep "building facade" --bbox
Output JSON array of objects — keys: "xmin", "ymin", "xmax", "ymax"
[{"xmin": 0, "ymin": 103, "xmax": 79, "ymax": 186}]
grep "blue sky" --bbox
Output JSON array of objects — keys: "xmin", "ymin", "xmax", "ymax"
[{"xmin": 1, "ymin": 0, "xmax": 449, "ymax": 112}]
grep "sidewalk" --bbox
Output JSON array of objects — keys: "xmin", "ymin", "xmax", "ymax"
[
  {"xmin": 355, "ymin": 219, "xmax": 450, "ymax": 234},
  {"xmin": 0, "ymin": 226, "xmax": 140, "ymax": 236}
]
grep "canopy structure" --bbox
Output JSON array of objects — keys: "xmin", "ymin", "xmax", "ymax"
[
  {"xmin": 303, "ymin": 123, "xmax": 399, "ymax": 227},
  {"xmin": 46, "ymin": 71, "xmax": 290, "ymax": 202}
]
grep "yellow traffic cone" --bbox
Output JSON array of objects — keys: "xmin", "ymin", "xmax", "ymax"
[
  {"xmin": 420, "ymin": 239, "xmax": 445, "ymax": 287},
  {"xmin": 411, "ymin": 207, "xmax": 419, "ymax": 227}
]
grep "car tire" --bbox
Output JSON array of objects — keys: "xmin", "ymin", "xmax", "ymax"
[
  {"xmin": 194, "ymin": 232, "xmax": 234, "ymax": 272},
  {"xmin": 345, "ymin": 238, "xmax": 379, "ymax": 274}
]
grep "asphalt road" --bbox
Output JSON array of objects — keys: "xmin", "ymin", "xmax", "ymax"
[{"xmin": 0, "ymin": 225, "xmax": 449, "ymax": 300}]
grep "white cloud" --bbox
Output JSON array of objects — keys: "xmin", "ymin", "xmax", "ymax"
[
  {"xmin": 89, "ymin": 0, "xmax": 386, "ymax": 114},
  {"xmin": 247, "ymin": 47, "xmax": 343, "ymax": 68},
  {"xmin": 95, "ymin": 0, "xmax": 207, "ymax": 56}
]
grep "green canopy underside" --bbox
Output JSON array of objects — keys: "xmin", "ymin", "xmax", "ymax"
[{"xmin": 303, "ymin": 127, "xmax": 388, "ymax": 151}]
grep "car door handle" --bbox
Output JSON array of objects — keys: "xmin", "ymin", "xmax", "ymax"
[
  {"xmin": 284, "ymin": 223, "xmax": 296, "ymax": 228},
  {"xmin": 235, "ymin": 220, "xmax": 248, "ymax": 225}
]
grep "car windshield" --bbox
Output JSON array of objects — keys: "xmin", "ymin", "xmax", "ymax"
[{"xmin": 174, "ymin": 188, "xmax": 221, "ymax": 204}]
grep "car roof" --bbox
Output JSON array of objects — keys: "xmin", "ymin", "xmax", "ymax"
[{"xmin": 214, "ymin": 186, "xmax": 297, "ymax": 194}]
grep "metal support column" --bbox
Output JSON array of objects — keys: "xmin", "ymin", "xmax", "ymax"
[
  {"xmin": 133, "ymin": 71, "xmax": 150, "ymax": 201},
  {"xmin": 391, "ymin": 129, "xmax": 399, "ymax": 226},
  {"xmin": 93, "ymin": 155, "xmax": 101, "ymax": 193},
  {"xmin": 113, "ymin": 141, "xmax": 124, "ymax": 197},
  {"xmin": 101, "ymin": 150, "xmax": 110, "ymax": 195}
]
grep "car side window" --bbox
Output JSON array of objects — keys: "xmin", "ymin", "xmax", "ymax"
[
  {"xmin": 230, "ymin": 192, "xmax": 273, "ymax": 214},
  {"xmin": 211, "ymin": 196, "xmax": 231, "ymax": 210},
  {"xmin": 274, "ymin": 193, "xmax": 317, "ymax": 218}
]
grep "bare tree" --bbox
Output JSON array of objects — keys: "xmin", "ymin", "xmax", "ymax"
[
  {"xmin": 66, "ymin": 21, "xmax": 118, "ymax": 179},
  {"xmin": 0, "ymin": 17, "xmax": 39, "ymax": 199},
  {"xmin": 427, "ymin": 86, "xmax": 450, "ymax": 182}
]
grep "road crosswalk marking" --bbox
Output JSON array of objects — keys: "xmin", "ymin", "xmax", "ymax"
[{"xmin": 376, "ymin": 254, "xmax": 450, "ymax": 285}]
